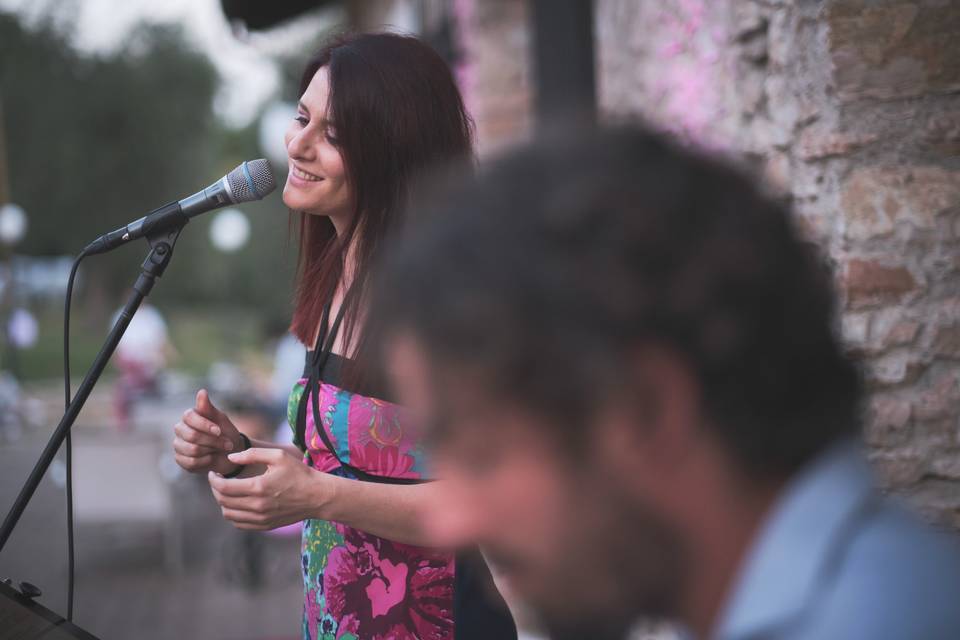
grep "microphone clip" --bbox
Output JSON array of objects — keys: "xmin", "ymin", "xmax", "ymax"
[{"xmin": 133, "ymin": 216, "xmax": 186, "ymax": 297}]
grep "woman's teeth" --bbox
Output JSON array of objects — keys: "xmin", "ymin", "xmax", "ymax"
[{"xmin": 292, "ymin": 167, "xmax": 322, "ymax": 182}]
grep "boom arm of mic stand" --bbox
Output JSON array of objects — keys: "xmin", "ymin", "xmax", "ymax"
[{"xmin": 0, "ymin": 221, "xmax": 186, "ymax": 554}]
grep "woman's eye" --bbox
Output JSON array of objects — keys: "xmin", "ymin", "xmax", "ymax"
[{"xmin": 295, "ymin": 115, "xmax": 309, "ymax": 126}]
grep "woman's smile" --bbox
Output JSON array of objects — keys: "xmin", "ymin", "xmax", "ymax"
[{"xmin": 289, "ymin": 164, "xmax": 324, "ymax": 186}]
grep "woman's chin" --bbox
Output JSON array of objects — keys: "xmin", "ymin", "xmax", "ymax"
[{"xmin": 282, "ymin": 186, "xmax": 316, "ymax": 212}]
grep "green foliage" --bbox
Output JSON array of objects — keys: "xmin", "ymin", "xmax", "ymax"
[
  {"xmin": 0, "ymin": 10, "xmax": 298, "ymax": 378},
  {"xmin": 0, "ymin": 17, "xmax": 217, "ymax": 283}
]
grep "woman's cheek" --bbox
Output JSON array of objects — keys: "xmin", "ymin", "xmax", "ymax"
[{"xmin": 322, "ymin": 147, "xmax": 345, "ymax": 176}]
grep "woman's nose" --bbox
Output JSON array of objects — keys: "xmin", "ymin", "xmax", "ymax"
[{"xmin": 286, "ymin": 127, "xmax": 316, "ymax": 161}]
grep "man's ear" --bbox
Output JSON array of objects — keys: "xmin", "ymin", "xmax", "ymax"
[{"xmin": 595, "ymin": 344, "xmax": 702, "ymax": 489}]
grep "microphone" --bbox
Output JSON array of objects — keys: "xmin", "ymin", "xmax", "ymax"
[{"xmin": 83, "ymin": 158, "xmax": 276, "ymax": 255}]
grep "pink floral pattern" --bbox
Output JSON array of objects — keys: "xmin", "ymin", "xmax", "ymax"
[
  {"xmin": 350, "ymin": 442, "xmax": 420, "ymax": 479},
  {"xmin": 289, "ymin": 378, "xmax": 454, "ymax": 640},
  {"xmin": 324, "ymin": 524, "xmax": 454, "ymax": 640}
]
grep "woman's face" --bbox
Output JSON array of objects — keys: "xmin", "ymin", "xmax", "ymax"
[{"xmin": 282, "ymin": 67, "xmax": 352, "ymax": 219}]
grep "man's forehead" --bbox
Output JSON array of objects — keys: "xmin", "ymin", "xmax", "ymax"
[
  {"xmin": 385, "ymin": 333, "xmax": 516, "ymax": 437},
  {"xmin": 385, "ymin": 332, "xmax": 433, "ymax": 403},
  {"xmin": 385, "ymin": 332, "xmax": 585, "ymax": 453},
  {"xmin": 387, "ymin": 332, "xmax": 477, "ymax": 398},
  {"xmin": 385, "ymin": 333, "xmax": 453, "ymax": 429}
]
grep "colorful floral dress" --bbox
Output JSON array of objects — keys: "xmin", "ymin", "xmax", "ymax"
[{"xmin": 287, "ymin": 345, "xmax": 455, "ymax": 640}]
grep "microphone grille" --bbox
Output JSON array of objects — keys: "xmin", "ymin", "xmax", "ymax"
[{"xmin": 226, "ymin": 159, "xmax": 277, "ymax": 203}]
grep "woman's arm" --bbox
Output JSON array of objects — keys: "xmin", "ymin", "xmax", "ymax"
[{"xmin": 312, "ymin": 474, "xmax": 444, "ymax": 546}]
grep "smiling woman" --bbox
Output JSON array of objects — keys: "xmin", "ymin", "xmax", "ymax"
[
  {"xmin": 170, "ymin": 31, "xmax": 515, "ymax": 640},
  {"xmin": 285, "ymin": 32, "xmax": 476, "ymax": 372}
]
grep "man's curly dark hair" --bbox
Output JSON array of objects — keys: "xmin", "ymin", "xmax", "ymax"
[{"xmin": 374, "ymin": 123, "xmax": 863, "ymax": 476}]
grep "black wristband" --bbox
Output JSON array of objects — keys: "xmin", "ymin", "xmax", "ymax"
[{"xmin": 221, "ymin": 432, "xmax": 252, "ymax": 478}]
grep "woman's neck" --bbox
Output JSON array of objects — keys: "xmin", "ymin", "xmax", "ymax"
[
  {"xmin": 321, "ymin": 222, "xmax": 362, "ymax": 353},
  {"xmin": 328, "ymin": 209, "xmax": 351, "ymax": 238}
]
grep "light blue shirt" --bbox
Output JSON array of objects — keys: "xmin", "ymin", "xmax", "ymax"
[{"xmin": 712, "ymin": 439, "xmax": 960, "ymax": 640}]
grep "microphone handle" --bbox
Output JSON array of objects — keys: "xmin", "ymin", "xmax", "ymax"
[
  {"xmin": 82, "ymin": 176, "xmax": 232, "ymax": 256},
  {"xmin": 83, "ymin": 201, "xmax": 184, "ymax": 256}
]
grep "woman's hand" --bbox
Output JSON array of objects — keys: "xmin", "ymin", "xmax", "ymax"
[
  {"xmin": 172, "ymin": 389, "xmax": 245, "ymax": 476},
  {"xmin": 208, "ymin": 447, "xmax": 333, "ymax": 531}
]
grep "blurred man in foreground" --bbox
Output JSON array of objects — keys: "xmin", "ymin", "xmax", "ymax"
[{"xmin": 374, "ymin": 125, "xmax": 960, "ymax": 640}]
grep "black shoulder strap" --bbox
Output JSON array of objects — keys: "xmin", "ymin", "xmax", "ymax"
[
  {"xmin": 293, "ymin": 299, "xmax": 332, "ymax": 452},
  {"xmin": 309, "ymin": 298, "xmax": 332, "ymax": 366},
  {"xmin": 295, "ymin": 284, "xmax": 423, "ymax": 485}
]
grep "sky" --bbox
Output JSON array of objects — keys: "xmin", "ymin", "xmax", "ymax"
[{"xmin": 0, "ymin": 0, "xmax": 342, "ymax": 127}]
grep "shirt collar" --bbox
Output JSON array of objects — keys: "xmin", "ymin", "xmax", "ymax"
[{"xmin": 712, "ymin": 438, "xmax": 875, "ymax": 640}]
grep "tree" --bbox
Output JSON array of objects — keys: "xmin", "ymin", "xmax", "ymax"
[{"xmin": 0, "ymin": 12, "xmax": 295, "ymax": 335}]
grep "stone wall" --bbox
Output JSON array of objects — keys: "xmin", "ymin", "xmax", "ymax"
[
  {"xmin": 457, "ymin": 0, "xmax": 960, "ymax": 527},
  {"xmin": 596, "ymin": 0, "xmax": 960, "ymax": 527}
]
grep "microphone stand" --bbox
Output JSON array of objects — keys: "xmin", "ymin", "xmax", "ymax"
[{"xmin": 0, "ymin": 219, "xmax": 186, "ymax": 562}]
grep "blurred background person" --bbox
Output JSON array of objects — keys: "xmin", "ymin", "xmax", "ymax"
[
  {"xmin": 376, "ymin": 124, "xmax": 960, "ymax": 640},
  {"xmin": 266, "ymin": 315, "xmax": 308, "ymax": 444},
  {"xmin": 110, "ymin": 302, "xmax": 176, "ymax": 433}
]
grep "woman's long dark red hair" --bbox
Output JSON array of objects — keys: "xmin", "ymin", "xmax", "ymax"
[{"xmin": 289, "ymin": 32, "xmax": 474, "ymax": 385}]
